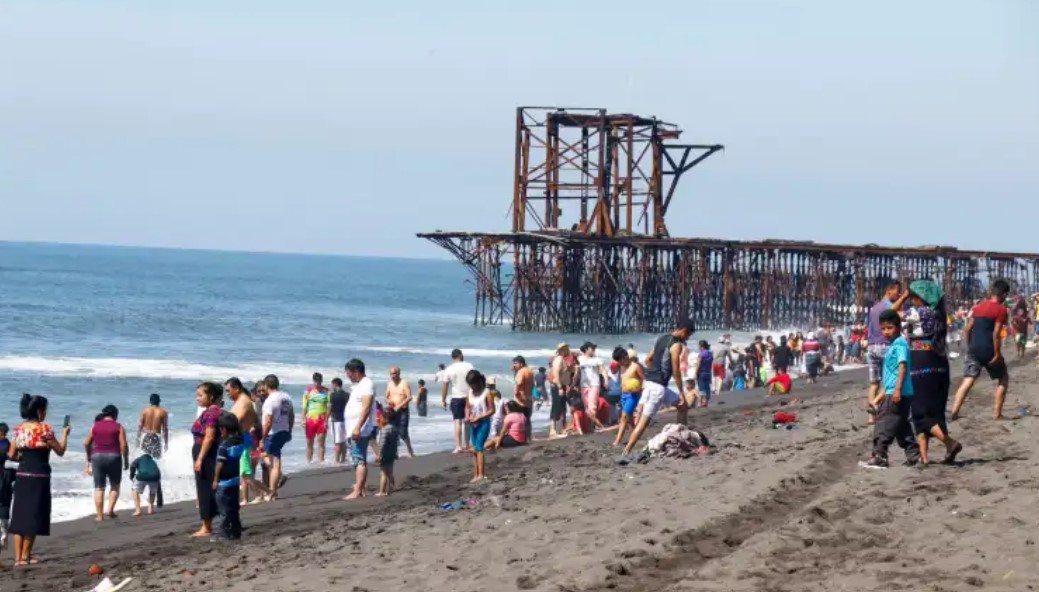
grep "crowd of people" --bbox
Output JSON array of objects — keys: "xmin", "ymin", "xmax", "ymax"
[{"xmin": 1, "ymin": 285, "xmax": 1036, "ymax": 568}]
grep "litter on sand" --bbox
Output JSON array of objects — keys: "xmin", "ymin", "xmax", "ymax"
[
  {"xmin": 439, "ymin": 498, "xmax": 480, "ymax": 511},
  {"xmin": 87, "ymin": 578, "xmax": 133, "ymax": 592}
]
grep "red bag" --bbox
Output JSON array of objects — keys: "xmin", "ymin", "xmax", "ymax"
[{"xmin": 772, "ymin": 412, "xmax": 797, "ymax": 424}]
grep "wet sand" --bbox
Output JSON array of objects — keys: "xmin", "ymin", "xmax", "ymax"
[{"xmin": 9, "ymin": 358, "xmax": 1039, "ymax": 592}]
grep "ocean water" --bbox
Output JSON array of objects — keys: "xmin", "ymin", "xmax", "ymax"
[{"xmin": 4, "ymin": 241, "xmax": 776, "ymax": 521}]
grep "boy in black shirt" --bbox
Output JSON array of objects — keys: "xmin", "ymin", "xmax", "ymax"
[{"xmin": 212, "ymin": 412, "xmax": 245, "ymax": 541}]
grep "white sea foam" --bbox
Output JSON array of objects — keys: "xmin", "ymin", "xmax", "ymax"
[
  {"xmin": 355, "ymin": 345, "xmax": 555, "ymax": 359},
  {"xmin": 0, "ymin": 355, "xmax": 337, "ymax": 384}
]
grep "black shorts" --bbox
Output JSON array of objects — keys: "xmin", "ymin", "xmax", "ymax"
[
  {"xmin": 450, "ymin": 398, "xmax": 467, "ymax": 421},
  {"xmin": 91, "ymin": 453, "xmax": 123, "ymax": 490},
  {"xmin": 549, "ymin": 386, "xmax": 566, "ymax": 421}
]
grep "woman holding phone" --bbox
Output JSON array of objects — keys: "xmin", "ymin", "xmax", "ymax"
[{"xmin": 6, "ymin": 394, "xmax": 70, "ymax": 567}]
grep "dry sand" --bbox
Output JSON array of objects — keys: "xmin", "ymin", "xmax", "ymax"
[{"xmin": 7, "ymin": 358, "xmax": 1039, "ymax": 592}]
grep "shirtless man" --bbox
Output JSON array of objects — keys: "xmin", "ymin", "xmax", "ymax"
[
  {"xmin": 137, "ymin": 393, "xmax": 168, "ymax": 459},
  {"xmin": 512, "ymin": 356, "xmax": 534, "ymax": 440},
  {"xmin": 548, "ymin": 344, "xmax": 570, "ymax": 438},
  {"xmin": 384, "ymin": 367, "xmax": 415, "ymax": 459},
  {"xmin": 226, "ymin": 377, "xmax": 270, "ymax": 504}
]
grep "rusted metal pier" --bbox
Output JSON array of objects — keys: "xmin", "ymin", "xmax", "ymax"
[{"xmin": 419, "ymin": 107, "xmax": 1039, "ymax": 333}]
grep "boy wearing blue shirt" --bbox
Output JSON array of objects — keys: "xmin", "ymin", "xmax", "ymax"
[
  {"xmin": 862, "ymin": 310, "xmax": 921, "ymax": 469},
  {"xmin": 212, "ymin": 412, "xmax": 245, "ymax": 541}
]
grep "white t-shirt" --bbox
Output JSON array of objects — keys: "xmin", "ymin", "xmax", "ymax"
[
  {"xmin": 262, "ymin": 390, "xmax": 293, "ymax": 434},
  {"xmin": 578, "ymin": 356, "xmax": 604, "ymax": 389},
  {"xmin": 468, "ymin": 388, "xmax": 490, "ymax": 419},
  {"xmin": 344, "ymin": 376, "xmax": 376, "ymax": 437},
  {"xmin": 444, "ymin": 361, "xmax": 475, "ymax": 400}
]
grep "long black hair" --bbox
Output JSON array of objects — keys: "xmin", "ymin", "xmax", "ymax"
[{"xmin": 20, "ymin": 393, "xmax": 48, "ymax": 421}]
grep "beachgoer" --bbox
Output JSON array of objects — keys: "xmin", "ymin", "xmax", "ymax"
[
  {"xmin": 512, "ymin": 356, "xmax": 535, "ymax": 439},
  {"xmin": 416, "ymin": 379, "xmax": 428, "ymax": 418},
  {"xmin": 6, "ymin": 394, "xmax": 70, "ymax": 567},
  {"xmin": 766, "ymin": 371, "xmax": 792, "ymax": 396},
  {"xmin": 866, "ymin": 281, "xmax": 903, "ymax": 422},
  {"xmin": 489, "ymin": 401, "xmax": 529, "ymax": 449},
  {"xmin": 83, "ymin": 405, "xmax": 128, "ymax": 521},
  {"xmin": 620, "ymin": 319, "xmax": 695, "ymax": 458},
  {"xmin": 611, "ymin": 347, "xmax": 644, "ymax": 446},
  {"xmin": 250, "ymin": 380, "xmax": 271, "ymax": 489},
  {"xmin": 330, "ymin": 377, "xmax": 350, "ymax": 464},
  {"xmin": 465, "ymin": 369, "xmax": 495, "ymax": 482},
  {"xmin": 191, "ymin": 382, "xmax": 223, "ymax": 537},
  {"xmin": 1011, "ymin": 294, "xmax": 1029, "ymax": 359},
  {"xmin": 343, "ymin": 358, "xmax": 376, "ymax": 500},
  {"xmin": 950, "ymin": 279, "xmax": 1012, "ymax": 420},
  {"xmin": 533, "ymin": 367, "xmax": 548, "ymax": 411},
  {"xmin": 694, "ymin": 340, "xmax": 713, "ymax": 406},
  {"xmin": 803, "ymin": 332, "xmax": 822, "ymax": 384},
  {"xmin": 260, "ymin": 374, "xmax": 293, "ymax": 501},
  {"xmin": 772, "ymin": 335, "xmax": 793, "ymax": 374},
  {"xmin": 577, "ymin": 343, "xmax": 608, "ymax": 430},
  {"xmin": 301, "ymin": 372, "xmax": 330, "ymax": 464},
  {"xmin": 211, "ymin": 412, "xmax": 244, "ymax": 541},
  {"xmin": 791, "ymin": 332, "xmax": 803, "ymax": 366},
  {"xmin": 0, "ymin": 423, "xmax": 14, "ymax": 550},
  {"xmin": 684, "ymin": 378, "xmax": 701, "ymax": 409},
  {"xmin": 137, "ymin": 393, "xmax": 168, "ymax": 460},
  {"xmin": 226, "ymin": 377, "xmax": 270, "ymax": 504},
  {"xmin": 891, "ymin": 281, "xmax": 962, "ymax": 464},
  {"xmin": 861, "ymin": 310, "xmax": 921, "ymax": 469},
  {"xmin": 434, "ymin": 363, "xmax": 447, "ymax": 386},
  {"xmin": 836, "ymin": 335, "xmax": 846, "ymax": 365},
  {"xmin": 488, "ymin": 378, "xmax": 506, "ymax": 440},
  {"xmin": 732, "ymin": 353, "xmax": 747, "ymax": 390},
  {"xmin": 710, "ymin": 337, "xmax": 731, "ymax": 394},
  {"xmin": 385, "ymin": 367, "xmax": 415, "ymax": 459},
  {"xmin": 565, "ymin": 393, "xmax": 592, "ymax": 435},
  {"xmin": 129, "ymin": 450, "xmax": 161, "ymax": 516},
  {"xmin": 548, "ymin": 344, "xmax": 571, "ymax": 437},
  {"xmin": 441, "ymin": 349, "xmax": 475, "ymax": 453}
]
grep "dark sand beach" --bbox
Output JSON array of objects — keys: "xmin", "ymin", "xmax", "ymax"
[{"xmin": 8, "ymin": 360, "xmax": 1039, "ymax": 592}]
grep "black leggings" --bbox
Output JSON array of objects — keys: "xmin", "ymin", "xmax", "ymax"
[
  {"xmin": 192, "ymin": 442, "xmax": 218, "ymax": 521},
  {"xmin": 549, "ymin": 386, "xmax": 566, "ymax": 422},
  {"xmin": 91, "ymin": 453, "xmax": 123, "ymax": 490}
]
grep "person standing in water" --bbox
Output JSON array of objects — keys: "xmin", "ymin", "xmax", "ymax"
[
  {"xmin": 137, "ymin": 394, "xmax": 168, "ymax": 459},
  {"xmin": 416, "ymin": 379, "xmax": 429, "ymax": 418},
  {"xmin": 620, "ymin": 319, "xmax": 695, "ymax": 459},
  {"xmin": 84, "ymin": 405, "xmax": 129, "ymax": 521},
  {"xmin": 512, "ymin": 356, "xmax": 534, "ymax": 440},
  {"xmin": 226, "ymin": 377, "xmax": 270, "ymax": 504},
  {"xmin": 329, "ymin": 377, "xmax": 350, "ymax": 464},
  {"xmin": 441, "ymin": 349, "xmax": 474, "ymax": 453},
  {"xmin": 384, "ymin": 367, "xmax": 415, "ymax": 459},
  {"xmin": 301, "ymin": 372, "xmax": 330, "ymax": 464}
]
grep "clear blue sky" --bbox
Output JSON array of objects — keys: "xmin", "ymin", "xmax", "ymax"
[{"xmin": 1, "ymin": 1, "xmax": 1036, "ymax": 258}]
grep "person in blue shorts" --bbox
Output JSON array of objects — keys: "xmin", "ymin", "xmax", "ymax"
[
  {"xmin": 464, "ymin": 369, "xmax": 495, "ymax": 483},
  {"xmin": 611, "ymin": 347, "xmax": 644, "ymax": 447}
]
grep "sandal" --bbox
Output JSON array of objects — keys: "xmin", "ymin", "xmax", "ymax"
[{"xmin": 942, "ymin": 442, "xmax": 963, "ymax": 465}]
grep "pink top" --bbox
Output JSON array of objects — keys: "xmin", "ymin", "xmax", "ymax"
[
  {"xmin": 90, "ymin": 420, "xmax": 122, "ymax": 455},
  {"xmin": 501, "ymin": 412, "xmax": 528, "ymax": 444}
]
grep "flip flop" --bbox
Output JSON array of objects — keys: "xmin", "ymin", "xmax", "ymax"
[{"xmin": 942, "ymin": 442, "xmax": 963, "ymax": 465}]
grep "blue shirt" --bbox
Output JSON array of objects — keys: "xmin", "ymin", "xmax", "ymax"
[
  {"xmin": 882, "ymin": 336, "xmax": 914, "ymax": 397},
  {"xmin": 216, "ymin": 437, "xmax": 244, "ymax": 488}
]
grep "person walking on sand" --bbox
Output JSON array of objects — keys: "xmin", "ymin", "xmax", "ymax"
[
  {"xmin": 619, "ymin": 319, "xmax": 695, "ymax": 459},
  {"xmin": 891, "ymin": 281, "xmax": 963, "ymax": 464},
  {"xmin": 710, "ymin": 337, "xmax": 732, "ymax": 395},
  {"xmin": 260, "ymin": 375, "xmax": 293, "ymax": 501},
  {"xmin": 866, "ymin": 281, "xmax": 903, "ymax": 422},
  {"xmin": 385, "ymin": 367, "xmax": 415, "ymax": 459},
  {"xmin": 329, "ymin": 377, "xmax": 350, "ymax": 464},
  {"xmin": 578, "ymin": 343, "xmax": 608, "ymax": 431},
  {"xmin": 464, "ymin": 370, "xmax": 495, "ymax": 482},
  {"xmin": 441, "ymin": 349, "xmax": 474, "ymax": 453},
  {"xmin": 83, "ymin": 405, "xmax": 128, "ymax": 521},
  {"xmin": 226, "ymin": 377, "xmax": 270, "ymax": 503},
  {"xmin": 533, "ymin": 366, "xmax": 547, "ymax": 411},
  {"xmin": 611, "ymin": 347, "xmax": 644, "ymax": 446},
  {"xmin": 861, "ymin": 310, "xmax": 921, "ymax": 469},
  {"xmin": 951, "ymin": 279, "xmax": 1012, "ymax": 420},
  {"xmin": 693, "ymin": 340, "xmax": 714, "ymax": 407},
  {"xmin": 7, "ymin": 394, "xmax": 70, "ymax": 567},
  {"xmin": 137, "ymin": 394, "xmax": 168, "ymax": 460},
  {"xmin": 129, "ymin": 449, "xmax": 161, "ymax": 517},
  {"xmin": 343, "ymin": 359, "xmax": 376, "ymax": 500},
  {"xmin": 512, "ymin": 356, "xmax": 535, "ymax": 440},
  {"xmin": 1010, "ymin": 294, "xmax": 1030, "ymax": 359},
  {"xmin": 301, "ymin": 372, "xmax": 330, "ymax": 464}
]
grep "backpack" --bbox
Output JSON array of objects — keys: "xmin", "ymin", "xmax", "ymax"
[{"xmin": 135, "ymin": 454, "xmax": 161, "ymax": 482}]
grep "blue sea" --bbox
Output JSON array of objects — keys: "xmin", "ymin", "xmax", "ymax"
[{"xmin": 2, "ymin": 241, "xmax": 722, "ymax": 521}]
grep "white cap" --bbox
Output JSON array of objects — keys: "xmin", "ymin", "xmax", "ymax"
[{"xmin": 807, "ymin": 332, "xmax": 816, "ymax": 340}]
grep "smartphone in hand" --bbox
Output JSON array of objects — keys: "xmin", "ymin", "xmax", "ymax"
[{"xmin": 63, "ymin": 414, "xmax": 71, "ymax": 428}]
